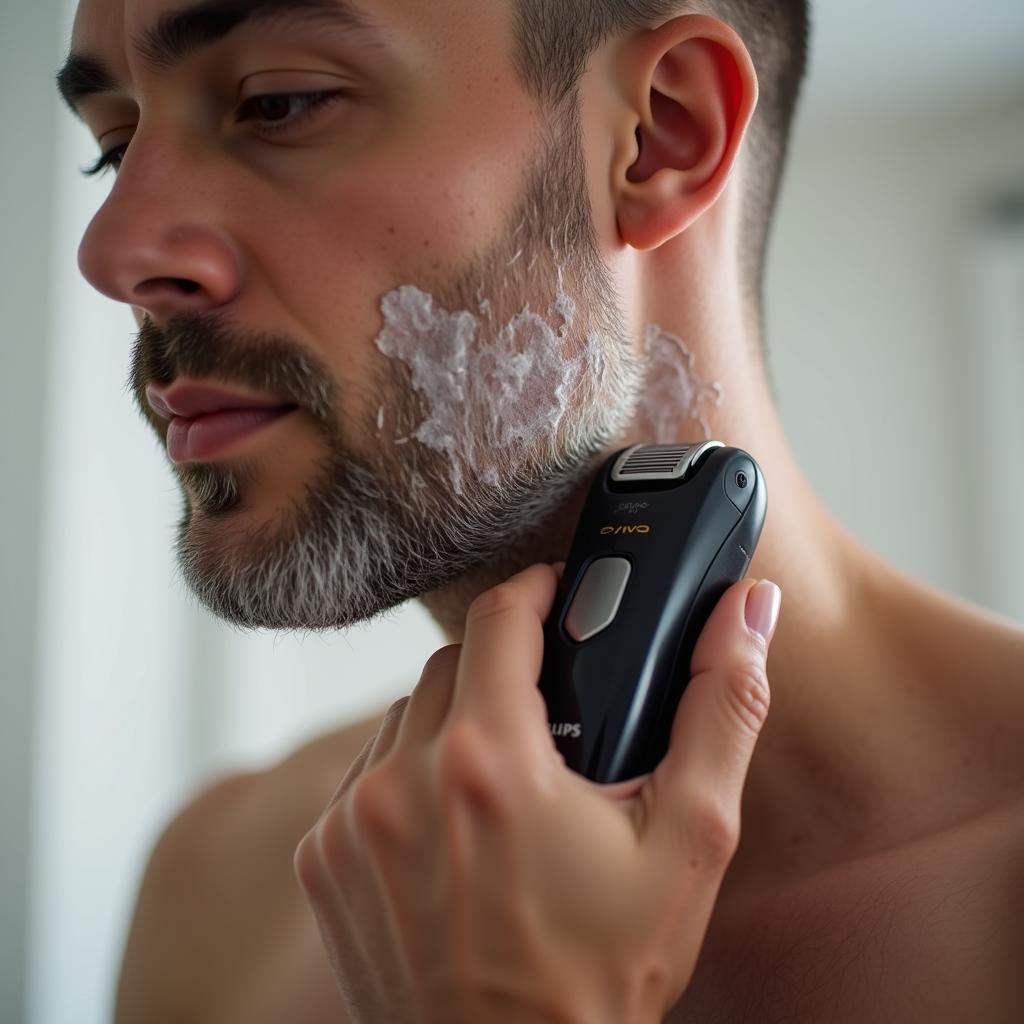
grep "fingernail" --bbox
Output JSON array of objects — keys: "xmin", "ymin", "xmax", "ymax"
[{"xmin": 745, "ymin": 580, "xmax": 782, "ymax": 646}]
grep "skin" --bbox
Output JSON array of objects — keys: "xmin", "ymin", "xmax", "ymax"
[{"xmin": 62, "ymin": 0, "xmax": 1024, "ymax": 1020}]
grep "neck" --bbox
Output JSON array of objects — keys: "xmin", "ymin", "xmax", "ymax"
[{"xmin": 417, "ymin": 246, "xmax": 1018, "ymax": 905}]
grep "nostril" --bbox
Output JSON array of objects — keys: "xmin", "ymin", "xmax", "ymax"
[{"xmin": 135, "ymin": 277, "xmax": 202, "ymax": 297}]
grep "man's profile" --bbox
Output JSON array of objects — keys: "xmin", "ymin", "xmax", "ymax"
[{"xmin": 54, "ymin": 0, "xmax": 1024, "ymax": 1020}]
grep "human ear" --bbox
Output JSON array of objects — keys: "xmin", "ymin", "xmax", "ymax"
[{"xmin": 609, "ymin": 14, "xmax": 757, "ymax": 251}]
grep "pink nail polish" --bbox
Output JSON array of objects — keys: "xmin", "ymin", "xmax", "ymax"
[{"xmin": 745, "ymin": 580, "xmax": 782, "ymax": 644}]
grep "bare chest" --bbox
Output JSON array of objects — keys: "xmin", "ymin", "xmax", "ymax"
[
  {"xmin": 668, "ymin": 819, "xmax": 1023, "ymax": 1023},
  {"xmin": 210, "ymin": 816, "xmax": 1023, "ymax": 1024}
]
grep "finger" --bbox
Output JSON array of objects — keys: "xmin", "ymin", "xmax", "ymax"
[
  {"xmin": 447, "ymin": 562, "xmax": 560, "ymax": 740},
  {"xmin": 321, "ymin": 695, "xmax": 414, "ymax": 814},
  {"xmin": 362, "ymin": 695, "xmax": 412, "ymax": 771},
  {"xmin": 319, "ymin": 660, "xmax": 446, "ymax": 814},
  {"xmin": 323, "ymin": 731, "xmax": 379, "ymax": 811},
  {"xmin": 394, "ymin": 644, "xmax": 462, "ymax": 748},
  {"xmin": 644, "ymin": 578, "xmax": 781, "ymax": 854}
]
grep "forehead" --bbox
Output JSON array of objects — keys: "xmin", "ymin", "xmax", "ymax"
[{"xmin": 68, "ymin": 0, "xmax": 510, "ymax": 80}]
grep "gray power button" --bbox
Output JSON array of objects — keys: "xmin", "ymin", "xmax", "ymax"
[{"xmin": 563, "ymin": 557, "xmax": 632, "ymax": 642}]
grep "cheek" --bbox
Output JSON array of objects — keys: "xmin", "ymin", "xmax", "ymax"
[
  {"xmin": 345, "ymin": 118, "xmax": 536, "ymax": 275},
  {"xmin": 374, "ymin": 278, "xmax": 624, "ymax": 497},
  {"xmin": 274, "ymin": 54, "xmax": 539, "ymax": 290},
  {"xmin": 243, "ymin": 130, "xmax": 536, "ymax": 404},
  {"xmin": 577, "ymin": 70, "xmax": 625, "ymax": 253},
  {"xmin": 231, "ymin": 53, "xmax": 539, "ymax": 432}
]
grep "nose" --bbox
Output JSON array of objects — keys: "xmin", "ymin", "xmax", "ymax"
[{"xmin": 77, "ymin": 147, "xmax": 244, "ymax": 324}]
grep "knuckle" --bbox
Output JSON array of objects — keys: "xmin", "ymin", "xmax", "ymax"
[
  {"xmin": 317, "ymin": 801, "xmax": 355, "ymax": 869},
  {"xmin": 292, "ymin": 806, "xmax": 352, "ymax": 903},
  {"xmin": 437, "ymin": 720, "xmax": 492, "ymax": 781},
  {"xmin": 466, "ymin": 584, "xmax": 519, "ymax": 626},
  {"xmin": 628, "ymin": 957, "xmax": 673, "ymax": 1016},
  {"xmin": 723, "ymin": 662, "xmax": 771, "ymax": 734},
  {"xmin": 292, "ymin": 829, "xmax": 321, "ymax": 895},
  {"xmin": 383, "ymin": 694, "xmax": 411, "ymax": 725},
  {"xmin": 687, "ymin": 795, "xmax": 740, "ymax": 863},
  {"xmin": 348, "ymin": 771, "xmax": 406, "ymax": 845},
  {"xmin": 436, "ymin": 721, "xmax": 505, "ymax": 811}
]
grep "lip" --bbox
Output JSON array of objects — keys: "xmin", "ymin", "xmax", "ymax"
[
  {"xmin": 146, "ymin": 380, "xmax": 294, "ymax": 420},
  {"xmin": 145, "ymin": 379, "xmax": 298, "ymax": 463},
  {"xmin": 164, "ymin": 406, "xmax": 297, "ymax": 463}
]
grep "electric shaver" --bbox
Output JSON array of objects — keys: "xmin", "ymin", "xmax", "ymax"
[{"xmin": 537, "ymin": 442, "xmax": 767, "ymax": 784}]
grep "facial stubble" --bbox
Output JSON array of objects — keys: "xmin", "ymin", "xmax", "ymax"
[{"xmin": 128, "ymin": 106, "xmax": 647, "ymax": 632}]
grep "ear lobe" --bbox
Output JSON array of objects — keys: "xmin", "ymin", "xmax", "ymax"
[{"xmin": 613, "ymin": 16, "xmax": 757, "ymax": 252}]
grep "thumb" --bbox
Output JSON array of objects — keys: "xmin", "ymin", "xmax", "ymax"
[{"xmin": 645, "ymin": 578, "xmax": 781, "ymax": 855}]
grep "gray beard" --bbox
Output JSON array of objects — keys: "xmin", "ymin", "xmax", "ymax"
[
  {"xmin": 174, "ymin": 312, "xmax": 645, "ymax": 633},
  {"xmin": 147, "ymin": 99, "xmax": 649, "ymax": 632}
]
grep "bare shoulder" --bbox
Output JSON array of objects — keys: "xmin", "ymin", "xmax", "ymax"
[{"xmin": 113, "ymin": 708, "xmax": 389, "ymax": 1024}]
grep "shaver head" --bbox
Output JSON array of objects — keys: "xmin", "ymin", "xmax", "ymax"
[{"xmin": 609, "ymin": 441, "xmax": 725, "ymax": 485}]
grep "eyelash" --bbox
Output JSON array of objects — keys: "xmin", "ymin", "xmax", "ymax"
[{"xmin": 80, "ymin": 89, "xmax": 348, "ymax": 177}]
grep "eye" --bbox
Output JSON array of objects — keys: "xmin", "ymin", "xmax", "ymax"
[
  {"xmin": 80, "ymin": 90, "xmax": 349, "ymax": 178},
  {"xmin": 80, "ymin": 142, "xmax": 128, "ymax": 178},
  {"xmin": 235, "ymin": 89, "xmax": 347, "ymax": 134}
]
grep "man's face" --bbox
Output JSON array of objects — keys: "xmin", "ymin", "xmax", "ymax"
[{"xmin": 67, "ymin": 0, "xmax": 652, "ymax": 630}]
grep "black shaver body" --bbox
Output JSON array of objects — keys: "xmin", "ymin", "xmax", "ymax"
[{"xmin": 537, "ymin": 442, "xmax": 767, "ymax": 784}]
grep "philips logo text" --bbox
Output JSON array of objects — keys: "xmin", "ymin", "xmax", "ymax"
[{"xmin": 549, "ymin": 722, "xmax": 582, "ymax": 738}]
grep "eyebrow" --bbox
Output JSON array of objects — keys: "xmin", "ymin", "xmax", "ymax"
[{"xmin": 56, "ymin": 0, "xmax": 388, "ymax": 118}]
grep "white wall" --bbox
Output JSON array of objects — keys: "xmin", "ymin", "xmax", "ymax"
[
  {"xmin": 2, "ymin": 3, "xmax": 1022, "ymax": 1023},
  {"xmin": 768, "ymin": 92, "xmax": 1024, "ymax": 609},
  {"xmin": 0, "ymin": 3, "xmax": 64, "ymax": 1020},
  {"xmin": 959, "ymin": 221, "xmax": 1024, "ymax": 621}
]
